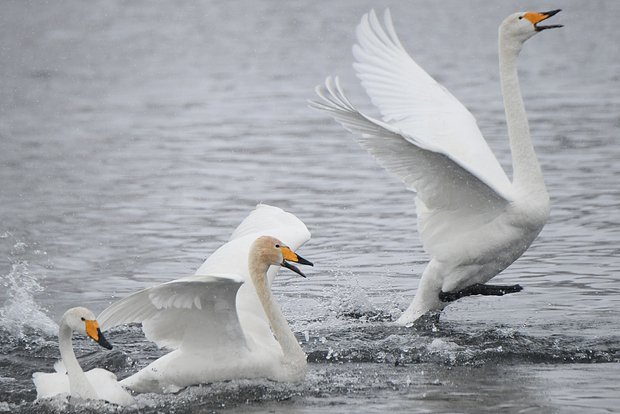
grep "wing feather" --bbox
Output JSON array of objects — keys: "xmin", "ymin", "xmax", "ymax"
[
  {"xmin": 98, "ymin": 204, "xmax": 311, "ymax": 351},
  {"xmin": 194, "ymin": 204, "xmax": 311, "ymax": 345},
  {"xmin": 195, "ymin": 204, "xmax": 310, "ymax": 282},
  {"xmin": 98, "ymin": 276, "xmax": 244, "ymax": 350},
  {"xmin": 310, "ymin": 77, "xmax": 509, "ymax": 258},
  {"xmin": 351, "ymin": 9, "xmax": 513, "ymax": 199}
]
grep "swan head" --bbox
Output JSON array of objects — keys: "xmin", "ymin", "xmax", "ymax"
[
  {"xmin": 500, "ymin": 9, "xmax": 562, "ymax": 46},
  {"xmin": 251, "ymin": 236, "xmax": 313, "ymax": 279},
  {"xmin": 62, "ymin": 307, "xmax": 113, "ymax": 350}
]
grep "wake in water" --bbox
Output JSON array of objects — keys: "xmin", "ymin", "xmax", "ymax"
[
  {"xmin": 1, "ymin": 274, "xmax": 618, "ymax": 413},
  {"xmin": 0, "ymin": 244, "xmax": 617, "ymax": 413}
]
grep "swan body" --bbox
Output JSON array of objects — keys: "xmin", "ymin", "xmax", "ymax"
[
  {"xmin": 32, "ymin": 307, "xmax": 134, "ymax": 406},
  {"xmin": 97, "ymin": 204, "xmax": 312, "ymax": 393},
  {"xmin": 311, "ymin": 10, "xmax": 561, "ymax": 324}
]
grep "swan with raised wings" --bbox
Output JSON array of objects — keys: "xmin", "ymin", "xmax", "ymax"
[
  {"xmin": 310, "ymin": 10, "xmax": 561, "ymax": 324},
  {"xmin": 32, "ymin": 307, "xmax": 134, "ymax": 406},
  {"xmin": 97, "ymin": 204, "xmax": 313, "ymax": 393}
]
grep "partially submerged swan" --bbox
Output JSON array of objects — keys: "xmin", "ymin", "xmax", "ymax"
[
  {"xmin": 32, "ymin": 307, "xmax": 134, "ymax": 406},
  {"xmin": 98, "ymin": 205, "xmax": 313, "ymax": 393},
  {"xmin": 311, "ymin": 10, "xmax": 561, "ymax": 324}
]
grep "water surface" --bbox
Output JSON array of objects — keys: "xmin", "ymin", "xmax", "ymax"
[{"xmin": 1, "ymin": 0, "xmax": 619, "ymax": 412}]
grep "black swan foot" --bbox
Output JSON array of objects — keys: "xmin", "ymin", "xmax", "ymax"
[{"xmin": 439, "ymin": 283, "xmax": 523, "ymax": 303}]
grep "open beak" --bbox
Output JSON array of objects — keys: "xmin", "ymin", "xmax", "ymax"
[
  {"xmin": 280, "ymin": 246, "xmax": 313, "ymax": 278},
  {"xmin": 525, "ymin": 9, "xmax": 563, "ymax": 31},
  {"xmin": 84, "ymin": 319, "xmax": 113, "ymax": 350}
]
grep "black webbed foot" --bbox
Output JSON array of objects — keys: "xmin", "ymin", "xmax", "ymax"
[{"xmin": 439, "ymin": 283, "xmax": 523, "ymax": 303}]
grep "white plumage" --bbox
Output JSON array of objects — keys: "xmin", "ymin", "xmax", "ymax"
[
  {"xmin": 32, "ymin": 307, "xmax": 134, "ymax": 406},
  {"xmin": 98, "ymin": 204, "xmax": 312, "ymax": 393},
  {"xmin": 311, "ymin": 9, "xmax": 560, "ymax": 323}
]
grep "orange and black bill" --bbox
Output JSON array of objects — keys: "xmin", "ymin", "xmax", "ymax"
[
  {"xmin": 280, "ymin": 246, "xmax": 314, "ymax": 278},
  {"xmin": 525, "ymin": 9, "xmax": 563, "ymax": 31},
  {"xmin": 85, "ymin": 319, "xmax": 113, "ymax": 350}
]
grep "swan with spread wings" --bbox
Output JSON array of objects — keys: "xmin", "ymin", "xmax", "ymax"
[
  {"xmin": 98, "ymin": 204, "xmax": 313, "ymax": 393},
  {"xmin": 311, "ymin": 9, "xmax": 561, "ymax": 324}
]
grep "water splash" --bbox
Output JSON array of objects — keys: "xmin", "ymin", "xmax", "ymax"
[
  {"xmin": 327, "ymin": 269, "xmax": 376, "ymax": 318},
  {"xmin": 0, "ymin": 259, "xmax": 57, "ymax": 338}
]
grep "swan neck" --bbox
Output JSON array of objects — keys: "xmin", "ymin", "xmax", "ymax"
[
  {"xmin": 499, "ymin": 36, "xmax": 546, "ymax": 194},
  {"xmin": 58, "ymin": 322, "xmax": 97, "ymax": 399},
  {"xmin": 249, "ymin": 259, "xmax": 305, "ymax": 363}
]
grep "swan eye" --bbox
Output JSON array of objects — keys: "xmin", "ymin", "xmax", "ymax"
[
  {"xmin": 80, "ymin": 317, "xmax": 85, "ymax": 321},
  {"xmin": 518, "ymin": 16, "xmax": 523, "ymax": 20}
]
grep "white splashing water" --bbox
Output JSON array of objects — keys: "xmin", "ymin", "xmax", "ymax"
[
  {"xmin": 0, "ymin": 260, "xmax": 57, "ymax": 338},
  {"xmin": 328, "ymin": 269, "xmax": 375, "ymax": 316}
]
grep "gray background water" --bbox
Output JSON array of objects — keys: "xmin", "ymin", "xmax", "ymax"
[{"xmin": 1, "ymin": 0, "xmax": 619, "ymax": 412}]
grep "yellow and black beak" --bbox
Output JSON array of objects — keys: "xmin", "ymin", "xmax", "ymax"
[
  {"xmin": 84, "ymin": 319, "xmax": 113, "ymax": 350},
  {"xmin": 524, "ymin": 9, "xmax": 563, "ymax": 32},
  {"xmin": 280, "ymin": 246, "xmax": 313, "ymax": 278}
]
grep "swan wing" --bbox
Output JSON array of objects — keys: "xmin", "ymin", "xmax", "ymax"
[
  {"xmin": 195, "ymin": 204, "xmax": 311, "ymax": 279},
  {"xmin": 98, "ymin": 205, "xmax": 311, "ymax": 351},
  {"xmin": 193, "ymin": 204, "xmax": 311, "ymax": 349},
  {"xmin": 98, "ymin": 275, "xmax": 246, "ymax": 351},
  {"xmin": 351, "ymin": 9, "xmax": 513, "ymax": 201},
  {"xmin": 310, "ymin": 78, "xmax": 510, "ymax": 258},
  {"xmin": 229, "ymin": 203, "xmax": 311, "ymax": 244}
]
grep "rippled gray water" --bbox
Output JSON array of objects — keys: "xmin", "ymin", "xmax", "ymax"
[{"xmin": 1, "ymin": 0, "xmax": 619, "ymax": 412}]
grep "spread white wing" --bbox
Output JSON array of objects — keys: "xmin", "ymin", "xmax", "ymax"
[
  {"xmin": 353, "ymin": 10, "xmax": 513, "ymax": 200},
  {"xmin": 98, "ymin": 204, "xmax": 311, "ymax": 351},
  {"xmin": 310, "ymin": 10, "xmax": 515, "ymax": 259},
  {"xmin": 193, "ymin": 204, "xmax": 311, "ymax": 347},
  {"xmin": 98, "ymin": 275, "xmax": 244, "ymax": 350},
  {"xmin": 195, "ymin": 203, "xmax": 311, "ymax": 284}
]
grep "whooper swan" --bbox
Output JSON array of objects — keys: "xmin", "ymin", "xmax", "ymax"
[
  {"xmin": 311, "ymin": 10, "xmax": 562, "ymax": 324},
  {"xmin": 32, "ymin": 307, "xmax": 134, "ymax": 406},
  {"xmin": 97, "ymin": 205, "xmax": 313, "ymax": 392}
]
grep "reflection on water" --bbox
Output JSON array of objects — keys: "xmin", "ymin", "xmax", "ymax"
[{"xmin": 1, "ymin": 0, "xmax": 619, "ymax": 412}]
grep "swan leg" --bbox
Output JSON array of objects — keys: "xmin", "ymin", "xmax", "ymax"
[{"xmin": 438, "ymin": 283, "xmax": 523, "ymax": 303}]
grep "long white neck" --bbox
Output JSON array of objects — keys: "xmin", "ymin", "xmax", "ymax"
[
  {"xmin": 58, "ymin": 322, "xmax": 98, "ymax": 400},
  {"xmin": 249, "ymin": 259, "xmax": 306, "ymax": 369},
  {"xmin": 499, "ymin": 36, "xmax": 547, "ymax": 195}
]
